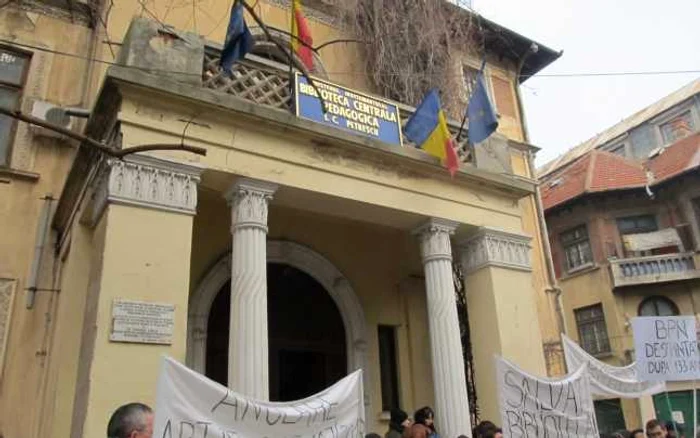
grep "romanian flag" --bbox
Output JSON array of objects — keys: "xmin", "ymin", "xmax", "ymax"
[
  {"xmin": 291, "ymin": 0, "xmax": 314, "ymax": 70},
  {"xmin": 404, "ymin": 89, "xmax": 460, "ymax": 176}
]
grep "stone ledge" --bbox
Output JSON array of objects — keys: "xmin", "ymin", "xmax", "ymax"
[{"xmin": 0, "ymin": 167, "xmax": 40, "ymax": 183}]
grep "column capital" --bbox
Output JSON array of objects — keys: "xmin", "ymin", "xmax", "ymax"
[
  {"xmin": 224, "ymin": 178, "xmax": 278, "ymax": 233},
  {"xmin": 458, "ymin": 227, "xmax": 532, "ymax": 274},
  {"xmin": 413, "ymin": 218, "xmax": 459, "ymax": 263},
  {"xmin": 91, "ymin": 154, "xmax": 203, "ymax": 226}
]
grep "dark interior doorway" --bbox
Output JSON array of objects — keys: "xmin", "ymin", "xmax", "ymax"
[{"xmin": 206, "ymin": 263, "xmax": 347, "ymax": 401}]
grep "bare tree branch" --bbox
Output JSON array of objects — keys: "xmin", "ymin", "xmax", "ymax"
[
  {"xmin": 0, "ymin": 107, "xmax": 207, "ymax": 157},
  {"xmin": 238, "ymin": 0, "xmax": 328, "ymax": 113}
]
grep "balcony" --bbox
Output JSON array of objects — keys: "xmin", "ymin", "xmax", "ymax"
[
  {"xmin": 201, "ymin": 47, "xmax": 479, "ymax": 163},
  {"xmin": 609, "ymin": 252, "xmax": 700, "ymax": 288}
]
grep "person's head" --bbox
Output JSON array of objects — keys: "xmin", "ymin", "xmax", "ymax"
[
  {"xmin": 414, "ymin": 406, "xmax": 435, "ymax": 427},
  {"xmin": 631, "ymin": 429, "xmax": 644, "ymax": 438},
  {"xmin": 646, "ymin": 419, "xmax": 668, "ymax": 438},
  {"xmin": 486, "ymin": 428, "xmax": 503, "ymax": 438},
  {"xmin": 613, "ymin": 430, "xmax": 631, "ymax": 438},
  {"xmin": 107, "ymin": 403, "xmax": 154, "ymax": 438},
  {"xmin": 389, "ymin": 408, "xmax": 410, "ymax": 430},
  {"xmin": 666, "ymin": 422, "xmax": 684, "ymax": 438},
  {"xmin": 474, "ymin": 421, "xmax": 501, "ymax": 438}
]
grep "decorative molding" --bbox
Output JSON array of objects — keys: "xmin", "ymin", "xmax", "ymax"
[
  {"xmin": 224, "ymin": 179, "xmax": 278, "ymax": 233},
  {"xmin": 413, "ymin": 218, "xmax": 459, "ymax": 263},
  {"xmin": 0, "ymin": 279, "xmax": 17, "ymax": 381},
  {"xmin": 459, "ymin": 227, "xmax": 532, "ymax": 273},
  {"xmin": 91, "ymin": 155, "xmax": 202, "ymax": 225}
]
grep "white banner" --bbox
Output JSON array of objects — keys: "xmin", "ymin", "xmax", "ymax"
[
  {"xmin": 562, "ymin": 334, "xmax": 665, "ymax": 397},
  {"xmin": 153, "ymin": 357, "xmax": 366, "ymax": 438},
  {"xmin": 497, "ymin": 357, "xmax": 599, "ymax": 438},
  {"xmin": 632, "ymin": 316, "xmax": 700, "ymax": 382}
]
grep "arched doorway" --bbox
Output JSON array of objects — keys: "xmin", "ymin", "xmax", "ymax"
[
  {"xmin": 188, "ymin": 241, "xmax": 369, "ymax": 410},
  {"xmin": 205, "ymin": 263, "xmax": 347, "ymax": 400}
]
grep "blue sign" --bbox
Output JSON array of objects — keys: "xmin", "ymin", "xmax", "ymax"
[{"xmin": 295, "ymin": 74, "xmax": 403, "ymax": 146}]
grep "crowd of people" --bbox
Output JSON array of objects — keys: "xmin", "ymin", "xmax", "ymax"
[
  {"xmin": 368, "ymin": 406, "xmax": 501, "ymax": 438},
  {"xmin": 602, "ymin": 419, "xmax": 696, "ymax": 438},
  {"xmin": 104, "ymin": 401, "xmax": 696, "ymax": 438}
]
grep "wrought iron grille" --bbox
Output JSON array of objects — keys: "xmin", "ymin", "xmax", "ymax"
[{"xmin": 453, "ymin": 262, "xmax": 479, "ymax": 426}]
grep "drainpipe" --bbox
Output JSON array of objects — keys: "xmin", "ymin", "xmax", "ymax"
[
  {"xmin": 515, "ymin": 44, "xmax": 568, "ymax": 339},
  {"xmin": 26, "ymin": 195, "xmax": 55, "ymax": 309}
]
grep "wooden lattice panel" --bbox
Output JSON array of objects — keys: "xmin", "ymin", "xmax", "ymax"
[{"xmin": 203, "ymin": 52, "xmax": 292, "ymax": 110}]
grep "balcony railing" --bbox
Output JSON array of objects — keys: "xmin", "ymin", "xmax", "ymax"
[
  {"xmin": 202, "ymin": 48, "xmax": 474, "ymax": 163},
  {"xmin": 609, "ymin": 252, "xmax": 700, "ymax": 287}
]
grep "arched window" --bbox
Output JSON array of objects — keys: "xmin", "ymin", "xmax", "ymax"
[{"xmin": 638, "ymin": 296, "xmax": 679, "ymax": 316}]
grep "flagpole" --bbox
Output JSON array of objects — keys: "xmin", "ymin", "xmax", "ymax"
[
  {"xmin": 288, "ymin": 0, "xmax": 294, "ymax": 97},
  {"xmin": 693, "ymin": 381, "xmax": 697, "ymax": 438},
  {"xmin": 664, "ymin": 390, "xmax": 679, "ymax": 435}
]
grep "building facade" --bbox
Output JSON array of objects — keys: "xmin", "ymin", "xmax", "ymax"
[
  {"xmin": 0, "ymin": 2, "xmax": 561, "ymax": 438},
  {"xmin": 540, "ymin": 79, "xmax": 700, "ymax": 433}
]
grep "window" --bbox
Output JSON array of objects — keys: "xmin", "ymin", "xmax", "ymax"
[
  {"xmin": 617, "ymin": 214, "xmax": 658, "ymax": 235},
  {"xmin": 377, "ymin": 325, "xmax": 400, "ymax": 411},
  {"xmin": 575, "ymin": 304, "xmax": 611, "ymax": 356},
  {"xmin": 693, "ymin": 197, "xmax": 700, "ymax": 239},
  {"xmin": 660, "ymin": 111, "xmax": 695, "ymax": 145},
  {"xmin": 639, "ymin": 296, "xmax": 679, "ymax": 316},
  {"xmin": 561, "ymin": 225, "xmax": 593, "ymax": 271},
  {"xmin": 462, "ymin": 64, "xmax": 494, "ymax": 104},
  {"xmin": 462, "ymin": 65, "xmax": 479, "ymax": 97},
  {"xmin": 0, "ymin": 46, "xmax": 31, "ymax": 166},
  {"xmin": 609, "ymin": 143, "xmax": 626, "ymax": 157}
]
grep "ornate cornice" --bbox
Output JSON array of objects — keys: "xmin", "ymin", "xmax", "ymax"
[
  {"xmin": 91, "ymin": 155, "xmax": 202, "ymax": 225},
  {"xmin": 459, "ymin": 227, "xmax": 532, "ymax": 274},
  {"xmin": 413, "ymin": 218, "xmax": 459, "ymax": 263},
  {"xmin": 225, "ymin": 179, "xmax": 278, "ymax": 232}
]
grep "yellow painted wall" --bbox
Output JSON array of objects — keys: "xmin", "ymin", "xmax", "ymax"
[
  {"xmin": 69, "ymin": 203, "xmax": 194, "ymax": 438},
  {"xmin": 465, "ymin": 265, "xmax": 547, "ymax": 421},
  {"xmin": 37, "ymin": 215, "xmax": 93, "ymax": 438}
]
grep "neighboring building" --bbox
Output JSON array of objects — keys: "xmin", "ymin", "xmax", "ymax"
[
  {"xmin": 540, "ymin": 78, "xmax": 700, "ymax": 433},
  {"xmin": 0, "ymin": 2, "xmax": 562, "ymax": 438}
]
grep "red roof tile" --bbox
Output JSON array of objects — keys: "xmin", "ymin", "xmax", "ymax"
[
  {"xmin": 542, "ymin": 133, "xmax": 700, "ymax": 211},
  {"xmin": 648, "ymin": 132, "xmax": 700, "ymax": 183},
  {"xmin": 541, "ymin": 150, "xmax": 646, "ymax": 210}
]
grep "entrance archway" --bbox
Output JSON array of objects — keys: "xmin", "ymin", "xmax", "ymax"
[
  {"xmin": 205, "ymin": 264, "xmax": 347, "ymax": 400},
  {"xmin": 187, "ymin": 241, "xmax": 369, "ymax": 406}
]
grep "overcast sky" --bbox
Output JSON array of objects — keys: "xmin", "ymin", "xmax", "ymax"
[{"xmin": 473, "ymin": 0, "xmax": 700, "ymax": 167}]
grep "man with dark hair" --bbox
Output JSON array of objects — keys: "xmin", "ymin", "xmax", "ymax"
[
  {"xmin": 646, "ymin": 419, "xmax": 668, "ymax": 438},
  {"xmin": 107, "ymin": 402, "xmax": 154, "ymax": 438}
]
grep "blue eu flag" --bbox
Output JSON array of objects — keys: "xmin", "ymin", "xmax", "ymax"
[
  {"xmin": 467, "ymin": 70, "xmax": 499, "ymax": 144},
  {"xmin": 220, "ymin": 1, "xmax": 254, "ymax": 76}
]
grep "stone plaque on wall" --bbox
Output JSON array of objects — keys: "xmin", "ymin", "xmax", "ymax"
[{"xmin": 110, "ymin": 299, "xmax": 175, "ymax": 345}]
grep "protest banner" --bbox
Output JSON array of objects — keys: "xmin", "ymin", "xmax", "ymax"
[
  {"xmin": 562, "ymin": 334, "xmax": 665, "ymax": 397},
  {"xmin": 632, "ymin": 316, "xmax": 700, "ymax": 382},
  {"xmin": 153, "ymin": 356, "xmax": 366, "ymax": 438},
  {"xmin": 497, "ymin": 357, "xmax": 599, "ymax": 438}
]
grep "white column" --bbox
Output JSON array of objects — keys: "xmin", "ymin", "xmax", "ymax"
[
  {"xmin": 224, "ymin": 178, "xmax": 278, "ymax": 400},
  {"xmin": 414, "ymin": 218, "xmax": 472, "ymax": 438}
]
